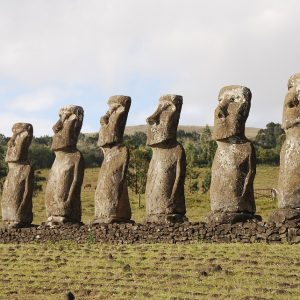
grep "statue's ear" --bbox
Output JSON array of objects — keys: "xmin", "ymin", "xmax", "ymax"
[
  {"xmin": 68, "ymin": 113, "xmax": 77, "ymax": 121},
  {"xmin": 170, "ymin": 103, "xmax": 177, "ymax": 112},
  {"xmin": 159, "ymin": 101, "xmax": 172, "ymax": 111},
  {"xmin": 241, "ymin": 100, "xmax": 250, "ymax": 119},
  {"xmin": 116, "ymin": 104, "xmax": 126, "ymax": 114},
  {"xmin": 19, "ymin": 130, "xmax": 29, "ymax": 139}
]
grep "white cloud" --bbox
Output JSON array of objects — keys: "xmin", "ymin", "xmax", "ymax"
[
  {"xmin": 0, "ymin": 0, "xmax": 299, "ymax": 131},
  {"xmin": 0, "ymin": 112, "xmax": 53, "ymax": 137},
  {"xmin": 8, "ymin": 88, "xmax": 68, "ymax": 112},
  {"xmin": 129, "ymin": 111, "xmax": 150, "ymax": 126}
]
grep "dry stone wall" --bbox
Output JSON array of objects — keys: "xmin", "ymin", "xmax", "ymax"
[{"xmin": 0, "ymin": 219, "xmax": 299, "ymax": 244}]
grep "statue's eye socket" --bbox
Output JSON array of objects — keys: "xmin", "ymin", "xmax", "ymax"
[
  {"xmin": 288, "ymin": 99, "xmax": 299, "ymax": 108},
  {"xmin": 162, "ymin": 102, "xmax": 171, "ymax": 109},
  {"xmin": 230, "ymin": 97, "xmax": 235, "ymax": 102}
]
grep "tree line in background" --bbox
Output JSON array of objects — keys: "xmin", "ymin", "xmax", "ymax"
[
  {"xmin": 0, "ymin": 122, "xmax": 285, "ymax": 195},
  {"xmin": 254, "ymin": 122, "xmax": 285, "ymax": 164}
]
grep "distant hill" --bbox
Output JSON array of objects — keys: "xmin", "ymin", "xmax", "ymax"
[{"xmin": 124, "ymin": 125, "xmax": 260, "ymax": 140}]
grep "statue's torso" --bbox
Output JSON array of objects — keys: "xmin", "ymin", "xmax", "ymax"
[
  {"xmin": 45, "ymin": 150, "xmax": 84, "ymax": 221},
  {"xmin": 95, "ymin": 145, "xmax": 131, "ymax": 220},
  {"xmin": 278, "ymin": 129, "xmax": 300, "ymax": 208},
  {"xmin": 1, "ymin": 163, "xmax": 33, "ymax": 223},
  {"xmin": 210, "ymin": 141, "xmax": 256, "ymax": 213},
  {"xmin": 145, "ymin": 143, "xmax": 186, "ymax": 215}
]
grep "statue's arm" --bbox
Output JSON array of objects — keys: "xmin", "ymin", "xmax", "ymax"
[
  {"xmin": 171, "ymin": 146, "xmax": 186, "ymax": 203},
  {"xmin": 117, "ymin": 146, "xmax": 130, "ymax": 196},
  {"xmin": 64, "ymin": 154, "xmax": 84, "ymax": 208},
  {"xmin": 17, "ymin": 166, "xmax": 34, "ymax": 216},
  {"xmin": 242, "ymin": 145, "xmax": 256, "ymax": 197},
  {"xmin": 121, "ymin": 147, "xmax": 130, "ymax": 182}
]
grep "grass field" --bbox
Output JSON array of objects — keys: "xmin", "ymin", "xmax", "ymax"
[
  {"xmin": 1, "ymin": 165, "xmax": 298, "ymax": 300},
  {"xmin": 0, "ymin": 242, "xmax": 299, "ymax": 299}
]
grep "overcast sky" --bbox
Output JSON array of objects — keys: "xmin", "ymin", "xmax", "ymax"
[{"xmin": 0, "ymin": 0, "xmax": 299, "ymax": 136}]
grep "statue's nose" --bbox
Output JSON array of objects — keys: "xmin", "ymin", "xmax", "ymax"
[
  {"xmin": 147, "ymin": 105, "xmax": 163, "ymax": 125},
  {"xmin": 216, "ymin": 105, "xmax": 228, "ymax": 119},
  {"xmin": 147, "ymin": 116, "xmax": 156, "ymax": 125},
  {"xmin": 287, "ymin": 97, "xmax": 299, "ymax": 108},
  {"xmin": 100, "ymin": 114, "xmax": 109, "ymax": 126},
  {"xmin": 53, "ymin": 120, "xmax": 63, "ymax": 133}
]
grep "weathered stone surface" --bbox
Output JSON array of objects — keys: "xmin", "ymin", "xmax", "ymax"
[
  {"xmin": 146, "ymin": 95, "xmax": 182, "ymax": 146},
  {"xmin": 51, "ymin": 105, "xmax": 84, "ymax": 151},
  {"xmin": 277, "ymin": 73, "xmax": 300, "ymax": 210},
  {"xmin": 288, "ymin": 227, "xmax": 300, "ymax": 244},
  {"xmin": 207, "ymin": 212, "xmax": 261, "ymax": 225},
  {"xmin": 210, "ymin": 142, "xmax": 256, "ymax": 213},
  {"xmin": 98, "ymin": 95, "xmax": 131, "ymax": 147},
  {"xmin": 209, "ymin": 86, "xmax": 257, "ymax": 223},
  {"xmin": 145, "ymin": 94, "xmax": 187, "ymax": 223},
  {"xmin": 1, "ymin": 123, "xmax": 34, "ymax": 228},
  {"xmin": 94, "ymin": 96, "xmax": 132, "ymax": 223},
  {"xmin": 45, "ymin": 105, "xmax": 84, "ymax": 226},
  {"xmin": 269, "ymin": 209, "xmax": 300, "ymax": 224}
]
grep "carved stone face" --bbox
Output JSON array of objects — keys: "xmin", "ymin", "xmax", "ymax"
[
  {"xmin": 5, "ymin": 123, "xmax": 33, "ymax": 163},
  {"xmin": 51, "ymin": 105, "xmax": 84, "ymax": 151},
  {"xmin": 282, "ymin": 73, "xmax": 300, "ymax": 130},
  {"xmin": 146, "ymin": 94, "xmax": 183, "ymax": 146},
  {"xmin": 98, "ymin": 95, "xmax": 131, "ymax": 147},
  {"xmin": 213, "ymin": 85, "xmax": 251, "ymax": 141}
]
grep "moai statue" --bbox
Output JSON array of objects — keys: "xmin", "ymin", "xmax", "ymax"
[
  {"xmin": 45, "ymin": 105, "xmax": 84, "ymax": 226},
  {"xmin": 208, "ymin": 86, "xmax": 261, "ymax": 224},
  {"xmin": 93, "ymin": 95, "xmax": 132, "ymax": 224},
  {"xmin": 145, "ymin": 94, "xmax": 187, "ymax": 223},
  {"xmin": 269, "ymin": 73, "xmax": 300, "ymax": 222},
  {"xmin": 1, "ymin": 123, "xmax": 34, "ymax": 228}
]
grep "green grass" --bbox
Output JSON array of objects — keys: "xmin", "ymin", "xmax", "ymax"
[
  {"xmin": 254, "ymin": 165, "xmax": 279, "ymax": 189},
  {"xmin": 254, "ymin": 165, "xmax": 278, "ymax": 220},
  {"xmin": 0, "ymin": 242, "xmax": 299, "ymax": 299}
]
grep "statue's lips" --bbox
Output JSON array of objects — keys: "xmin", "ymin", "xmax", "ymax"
[
  {"xmin": 216, "ymin": 108, "xmax": 229, "ymax": 119},
  {"xmin": 214, "ymin": 118, "xmax": 227, "ymax": 127}
]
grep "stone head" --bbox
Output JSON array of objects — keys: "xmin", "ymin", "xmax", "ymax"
[
  {"xmin": 5, "ymin": 123, "xmax": 33, "ymax": 163},
  {"xmin": 51, "ymin": 105, "xmax": 84, "ymax": 151},
  {"xmin": 98, "ymin": 95, "xmax": 131, "ymax": 147},
  {"xmin": 146, "ymin": 94, "xmax": 182, "ymax": 146},
  {"xmin": 213, "ymin": 85, "xmax": 251, "ymax": 141},
  {"xmin": 282, "ymin": 73, "xmax": 300, "ymax": 130}
]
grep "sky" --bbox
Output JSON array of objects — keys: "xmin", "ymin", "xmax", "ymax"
[{"xmin": 0, "ymin": 0, "xmax": 299, "ymax": 137}]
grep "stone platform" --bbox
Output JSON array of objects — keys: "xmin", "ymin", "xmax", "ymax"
[{"xmin": 0, "ymin": 219, "xmax": 300, "ymax": 244}]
